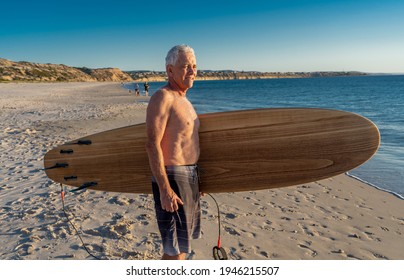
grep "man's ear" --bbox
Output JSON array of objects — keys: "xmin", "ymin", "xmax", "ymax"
[{"xmin": 166, "ymin": 64, "xmax": 173, "ymax": 75}]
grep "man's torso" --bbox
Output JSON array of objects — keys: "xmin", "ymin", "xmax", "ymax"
[{"xmin": 161, "ymin": 90, "xmax": 200, "ymax": 165}]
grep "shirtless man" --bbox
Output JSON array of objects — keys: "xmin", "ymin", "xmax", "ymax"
[{"xmin": 146, "ymin": 45, "xmax": 200, "ymax": 260}]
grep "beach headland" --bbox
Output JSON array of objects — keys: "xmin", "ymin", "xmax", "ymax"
[
  {"xmin": 1, "ymin": 57, "xmax": 367, "ymax": 83},
  {"xmin": 0, "ymin": 82, "xmax": 402, "ymax": 260}
]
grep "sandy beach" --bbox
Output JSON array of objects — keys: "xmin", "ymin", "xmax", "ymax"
[{"xmin": 0, "ymin": 82, "xmax": 403, "ymax": 260}]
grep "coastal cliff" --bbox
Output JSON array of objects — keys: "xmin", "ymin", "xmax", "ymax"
[
  {"xmin": 1, "ymin": 57, "xmax": 366, "ymax": 83},
  {"xmin": 0, "ymin": 58, "xmax": 133, "ymax": 82}
]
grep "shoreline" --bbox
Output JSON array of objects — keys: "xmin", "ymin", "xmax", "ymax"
[
  {"xmin": 1, "ymin": 82, "xmax": 402, "ymax": 260},
  {"xmin": 346, "ymin": 173, "xmax": 404, "ymax": 200}
]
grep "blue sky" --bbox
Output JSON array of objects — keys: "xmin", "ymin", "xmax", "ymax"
[{"xmin": 1, "ymin": 0, "xmax": 403, "ymax": 72}]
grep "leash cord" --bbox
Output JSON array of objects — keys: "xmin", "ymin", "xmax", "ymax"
[
  {"xmin": 206, "ymin": 193, "xmax": 228, "ymax": 260},
  {"xmin": 206, "ymin": 193, "xmax": 222, "ymax": 244},
  {"xmin": 60, "ymin": 184, "xmax": 104, "ymax": 260}
]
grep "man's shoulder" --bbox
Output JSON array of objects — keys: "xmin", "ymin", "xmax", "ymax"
[
  {"xmin": 152, "ymin": 87, "xmax": 176, "ymax": 99},
  {"xmin": 149, "ymin": 87, "xmax": 176, "ymax": 107}
]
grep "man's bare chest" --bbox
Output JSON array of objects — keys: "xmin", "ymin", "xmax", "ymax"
[{"xmin": 169, "ymin": 98, "xmax": 199, "ymax": 131}]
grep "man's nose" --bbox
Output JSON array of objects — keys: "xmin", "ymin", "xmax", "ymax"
[{"xmin": 188, "ymin": 66, "xmax": 197, "ymax": 75}]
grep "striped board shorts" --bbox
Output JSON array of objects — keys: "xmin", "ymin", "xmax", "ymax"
[{"xmin": 152, "ymin": 165, "xmax": 202, "ymax": 256}]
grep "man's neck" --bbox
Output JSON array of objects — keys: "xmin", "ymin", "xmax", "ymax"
[{"xmin": 166, "ymin": 81, "xmax": 187, "ymax": 97}]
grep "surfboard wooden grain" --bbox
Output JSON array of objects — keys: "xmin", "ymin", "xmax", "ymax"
[{"xmin": 44, "ymin": 108, "xmax": 380, "ymax": 194}]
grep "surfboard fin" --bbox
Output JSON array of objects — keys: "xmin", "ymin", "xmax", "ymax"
[
  {"xmin": 70, "ymin": 182, "xmax": 98, "ymax": 193},
  {"xmin": 73, "ymin": 140, "xmax": 92, "ymax": 145},
  {"xmin": 44, "ymin": 163, "xmax": 69, "ymax": 170}
]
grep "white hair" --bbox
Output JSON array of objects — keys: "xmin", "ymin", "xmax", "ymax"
[{"xmin": 165, "ymin": 45, "xmax": 195, "ymax": 66}]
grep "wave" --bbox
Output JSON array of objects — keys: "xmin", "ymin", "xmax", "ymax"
[{"xmin": 346, "ymin": 172, "xmax": 404, "ymax": 200}]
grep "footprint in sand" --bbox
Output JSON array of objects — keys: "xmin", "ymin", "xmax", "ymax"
[
  {"xmin": 136, "ymin": 213, "xmax": 151, "ymax": 225},
  {"xmin": 227, "ymin": 246, "xmax": 241, "ymax": 260},
  {"xmin": 224, "ymin": 226, "xmax": 241, "ymax": 236},
  {"xmin": 314, "ymin": 205, "xmax": 332, "ymax": 214},
  {"xmin": 330, "ymin": 248, "xmax": 363, "ymax": 259},
  {"xmin": 298, "ymin": 244, "xmax": 318, "ymax": 257},
  {"xmin": 380, "ymin": 226, "xmax": 389, "ymax": 231},
  {"xmin": 372, "ymin": 253, "xmax": 388, "ymax": 260},
  {"xmin": 14, "ymin": 243, "xmax": 35, "ymax": 256},
  {"xmin": 4, "ymin": 127, "xmax": 22, "ymax": 135},
  {"xmin": 108, "ymin": 196, "xmax": 135, "ymax": 206},
  {"xmin": 224, "ymin": 213, "xmax": 238, "ymax": 219},
  {"xmin": 356, "ymin": 203, "xmax": 373, "ymax": 211}
]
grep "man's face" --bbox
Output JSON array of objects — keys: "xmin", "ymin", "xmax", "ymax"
[{"xmin": 169, "ymin": 51, "xmax": 197, "ymax": 91}]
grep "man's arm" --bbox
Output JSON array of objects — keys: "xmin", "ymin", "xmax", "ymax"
[{"xmin": 145, "ymin": 90, "xmax": 183, "ymax": 212}]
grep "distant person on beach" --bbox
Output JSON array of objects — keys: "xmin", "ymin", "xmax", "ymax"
[
  {"xmin": 135, "ymin": 83, "xmax": 140, "ymax": 96},
  {"xmin": 144, "ymin": 82, "xmax": 149, "ymax": 96},
  {"xmin": 146, "ymin": 45, "xmax": 200, "ymax": 260}
]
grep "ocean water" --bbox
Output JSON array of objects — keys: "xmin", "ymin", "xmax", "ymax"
[{"xmin": 129, "ymin": 75, "xmax": 404, "ymax": 198}]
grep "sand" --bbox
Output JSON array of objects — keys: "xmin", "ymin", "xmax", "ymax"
[{"xmin": 0, "ymin": 82, "xmax": 403, "ymax": 260}]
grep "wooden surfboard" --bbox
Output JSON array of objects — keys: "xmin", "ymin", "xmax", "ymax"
[{"xmin": 44, "ymin": 108, "xmax": 380, "ymax": 194}]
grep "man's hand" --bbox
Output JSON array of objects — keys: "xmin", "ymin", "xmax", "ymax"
[{"xmin": 161, "ymin": 190, "xmax": 184, "ymax": 212}]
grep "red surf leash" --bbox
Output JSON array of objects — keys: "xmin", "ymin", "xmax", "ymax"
[{"xmin": 207, "ymin": 193, "xmax": 228, "ymax": 260}]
